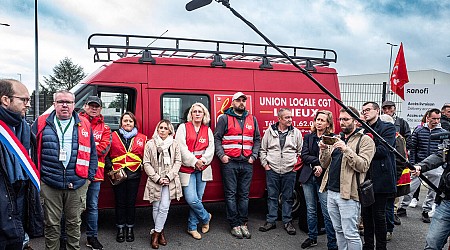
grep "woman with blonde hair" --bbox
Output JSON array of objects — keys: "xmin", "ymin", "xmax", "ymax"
[
  {"xmin": 175, "ymin": 103, "xmax": 214, "ymax": 240},
  {"xmin": 298, "ymin": 110, "xmax": 337, "ymax": 249},
  {"xmin": 143, "ymin": 119, "xmax": 182, "ymax": 249}
]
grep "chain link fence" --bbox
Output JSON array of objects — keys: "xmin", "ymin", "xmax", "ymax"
[{"xmin": 340, "ymin": 82, "xmax": 404, "ymax": 116}]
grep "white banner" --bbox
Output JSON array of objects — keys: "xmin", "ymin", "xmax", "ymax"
[{"xmin": 402, "ymin": 84, "xmax": 448, "ymax": 129}]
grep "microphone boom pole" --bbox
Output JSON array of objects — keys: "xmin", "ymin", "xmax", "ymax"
[{"xmin": 189, "ymin": 0, "xmax": 443, "ymax": 197}]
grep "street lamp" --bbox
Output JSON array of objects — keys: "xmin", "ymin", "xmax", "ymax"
[
  {"xmin": 17, "ymin": 73, "xmax": 22, "ymax": 82},
  {"xmin": 0, "ymin": 23, "xmax": 10, "ymax": 26},
  {"xmin": 386, "ymin": 42, "xmax": 398, "ymax": 98}
]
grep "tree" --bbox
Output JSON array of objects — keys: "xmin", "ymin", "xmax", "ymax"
[
  {"xmin": 43, "ymin": 57, "xmax": 87, "ymax": 92},
  {"xmin": 108, "ymin": 93, "xmax": 128, "ymax": 109}
]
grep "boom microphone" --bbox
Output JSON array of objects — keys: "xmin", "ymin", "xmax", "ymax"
[
  {"xmin": 430, "ymin": 131, "xmax": 450, "ymax": 141},
  {"xmin": 186, "ymin": 0, "xmax": 213, "ymax": 11}
]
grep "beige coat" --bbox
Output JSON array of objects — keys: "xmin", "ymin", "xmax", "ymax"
[
  {"xmin": 143, "ymin": 139, "xmax": 182, "ymax": 203},
  {"xmin": 259, "ymin": 124, "xmax": 303, "ymax": 174},
  {"xmin": 319, "ymin": 130, "xmax": 375, "ymax": 201},
  {"xmin": 175, "ymin": 123, "xmax": 214, "ymax": 186}
]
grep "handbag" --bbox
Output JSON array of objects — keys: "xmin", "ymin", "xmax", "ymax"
[
  {"xmin": 107, "ymin": 168, "xmax": 128, "ymax": 186},
  {"xmin": 356, "ymin": 175, "xmax": 375, "ymax": 207},
  {"xmin": 293, "ymin": 156, "xmax": 304, "ymax": 172}
]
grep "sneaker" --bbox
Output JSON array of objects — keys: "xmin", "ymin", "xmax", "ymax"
[
  {"xmin": 188, "ymin": 230, "xmax": 202, "ymax": 240},
  {"xmin": 394, "ymin": 214, "xmax": 401, "ymax": 225},
  {"xmin": 301, "ymin": 238, "xmax": 318, "ymax": 249},
  {"xmin": 240, "ymin": 224, "xmax": 251, "ymax": 239},
  {"xmin": 409, "ymin": 198, "xmax": 418, "ymax": 208},
  {"xmin": 386, "ymin": 232, "xmax": 393, "ymax": 241},
  {"xmin": 86, "ymin": 237, "xmax": 104, "ymax": 250},
  {"xmin": 231, "ymin": 226, "xmax": 243, "ymax": 239},
  {"xmin": 397, "ymin": 208, "xmax": 407, "ymax": 217},
  {"xmin": 429, "ymin": 204, "xmax": 436, "ymax": 218},
  {"xmin": 284, "ymin": 222, "xmax": 296, "ymax": 235},
  {"xmin": 259, "ymin": 222, "xmax": 276, "ymax": 232},
  {"xmin": 422, "ymin": 211, "xmax": 431, "ymax": 223}
]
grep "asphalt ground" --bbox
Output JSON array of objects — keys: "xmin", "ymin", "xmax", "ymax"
[{"xmin": 30, "ymin": 187, "xmax": 449, "ymax": 250}]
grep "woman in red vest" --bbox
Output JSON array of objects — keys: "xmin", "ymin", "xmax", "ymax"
[
  {"xmin": 143, "ymin": 119, "xmax": 182, "ymax": 249},
  {"xmin": 175, "ymin": 103, "xmax": 214, "ymax": 240},
  {"xmin": 106, "ymin": 111, "xmax": 147, "ymax": 243}
]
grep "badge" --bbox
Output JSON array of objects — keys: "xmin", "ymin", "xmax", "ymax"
[{"xmin": 59, "ymin": 149, "xmax": 67, "ymax": 162}]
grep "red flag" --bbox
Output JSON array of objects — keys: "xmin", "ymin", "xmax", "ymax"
[{"xmin": 390, "ymin": 43, "xmax": 409, "ymax": 100}]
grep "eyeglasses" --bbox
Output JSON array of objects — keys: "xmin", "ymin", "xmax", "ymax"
[
  {"xmin": 55, "ymin": 100, "xmax": 74, "ymax": 105},
  {"xmin": 339, "ymin": 117, "xmax": 353, "ymax": 121},
  {"xmin": 361, "ymin": 108, "xmax": 374, "ymax": 114},
  {"xmin": 8, "ymin": 96, "xmax": 30, "ymax": 104}
]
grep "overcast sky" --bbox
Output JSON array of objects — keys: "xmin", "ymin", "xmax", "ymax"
[{"xmin": 1, "ymin": 0, "xmax": 449, "ymax": 92}]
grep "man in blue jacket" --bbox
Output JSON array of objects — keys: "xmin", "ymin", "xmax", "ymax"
[
  {"xmin": 361, "ymin": 101, "xmax": 397, "ymax": 250},
  {"xmin": 32, "ymin": 90, "xmax": 98, "ymax": 250}
]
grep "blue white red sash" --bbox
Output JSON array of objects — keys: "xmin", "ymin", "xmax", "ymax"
[{"xmin": 0, "ymin": 120, "xmax": 40, "ymax": 191}]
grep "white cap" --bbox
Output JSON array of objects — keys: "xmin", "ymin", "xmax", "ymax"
[{"xmin": 232, "ymin": 92, "xmax": 247, "ymax": 101}]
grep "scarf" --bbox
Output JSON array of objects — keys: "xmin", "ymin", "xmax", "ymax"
[
  {"xmin": 0, "ymin": 106, "xmax": 31, "ymax": 183},
  {"xmin": 119, "ymin": 127, "xmax": 138, "ymax": 139},
  {"xmin": 153, "ymin": 133, "xmax": 174, "ymax": 169}
]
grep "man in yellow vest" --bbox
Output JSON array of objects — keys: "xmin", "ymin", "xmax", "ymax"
[{"xmin": 214, "ymin": 92, "xmax": 261, "ymax": 239}]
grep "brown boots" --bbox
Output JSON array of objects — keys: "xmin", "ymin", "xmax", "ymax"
[
  {"xmin": 151, "ymin": 230, "xmax": 167, "ymax": 249},
  {"xmin": 159, "ymin": 229, "xmax": 167, "ymax": 246},
  {"xmin": 151, "ymin": 231, "xmax": 160, "ymax": 249}
]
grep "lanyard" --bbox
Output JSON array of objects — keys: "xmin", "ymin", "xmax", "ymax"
[{"xmin": 56, "ymin": 117, "xmax": 72, "ymax": 146}]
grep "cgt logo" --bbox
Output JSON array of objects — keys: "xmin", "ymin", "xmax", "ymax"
[
  {"xmin": 81, "ymin": 128, "xmax": 89, "ymax": 138},
  {"xmin": 136, "ymin": 138, "xmax": 144, "ymax": 147},
  {"xmin": 198, "ymin": 137, "xmax": 206, "ymax": 143},
  {"xmin": 245, "ymin": 123, "xmax": 253, "ymax": 130},
  {"xmin": 93, "ymin": 131, "xmax": 102, "ymax": 140}
]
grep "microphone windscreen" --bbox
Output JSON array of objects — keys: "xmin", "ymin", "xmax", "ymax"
[{"xmin": 186, "ymin": 0, "xmax": 213, "ymax": 11}]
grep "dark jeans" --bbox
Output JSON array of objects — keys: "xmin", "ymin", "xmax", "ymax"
[
  {"xmin": 265, "ymin": 169, "xmax": 296, "ymax": 224},
  {"xmin": 362, "ymin": 193, "xmax": 388, "ymax": 250},
  {"xmin": 385, "ymin": 197, "xmax": 395, "ymax": 233},
  {"xmin": 0, "ymin": 242, "xmax": 22, "ymax": 250},
  {"xmin": 221, "ymin": 161, "xmax": 253, "ymax": 228},
  {"xmin": 113, "ymin": 177, "xmax": 141, "ymax": 227}
]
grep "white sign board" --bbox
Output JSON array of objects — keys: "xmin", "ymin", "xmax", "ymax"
[{"xmin": 402, "ymin": 84, "xmax": 448, "ymax": 129}]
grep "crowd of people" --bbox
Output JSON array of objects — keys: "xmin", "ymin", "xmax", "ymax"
[{"xmin": 1, "ymin": 79, "xmax": 450, "ymax": 250}]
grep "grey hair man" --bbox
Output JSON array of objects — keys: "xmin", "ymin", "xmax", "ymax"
[{"xmin": 259, "ymin": 108, "xmax": 303, "ymax": 236}]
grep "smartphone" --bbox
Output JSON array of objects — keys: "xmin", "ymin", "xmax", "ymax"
[{"xmin": 322, "ymin": 135, "xmax": 339, "ymax": 145}]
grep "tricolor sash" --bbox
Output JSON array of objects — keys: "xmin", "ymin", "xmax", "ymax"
[{"xmin": 0, "ymin": 119, "xmax": 40, "ymax": 191}]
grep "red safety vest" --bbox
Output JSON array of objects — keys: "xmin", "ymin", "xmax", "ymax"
[
  {"xmin": 36, "ymin": 113, "xmax": 92, "ymax": 178},
  {"xmin": 110, "ymin": 131, "xmax": 146, "ymax": 172},
  {"xmin": 180, "ymin": 123, "xmax": 209, "ymax": 174},
  {"xmin": 79, "ymin": 112, "xmax": 111, "ymax": 181},
  {"xmin": 222, "ymin": 114, "xmax": 255, "ymax": 158}
]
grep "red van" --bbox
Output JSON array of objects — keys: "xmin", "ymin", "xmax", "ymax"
[{"xmin": 70, "ymin": 34, "xmax": 341, "ymax": 215}]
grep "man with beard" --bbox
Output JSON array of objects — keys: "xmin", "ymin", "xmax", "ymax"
[
  {"xmin": 214, "ymin": 92, "xmax": 261, "ymax": 239},
  {"xmin": 0, "ymin": 79, "xmax": 43, "ymax": 250},
  {"xmin": 361, "ymin": 101, "xmax": 397, "ymax": 250},
  {"xmin": 319, "ymin": 106, "xmax": 375, "ymax": 250}
]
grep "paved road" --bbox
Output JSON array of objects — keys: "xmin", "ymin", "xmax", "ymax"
[{"xmin": 31, "ymin": 189, "xmax": 448, "ymax": 250}]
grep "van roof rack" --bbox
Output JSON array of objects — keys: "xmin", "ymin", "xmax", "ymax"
[{"xmin": 88, "ymin": 33, "xmax": 337, "ymax": 67}]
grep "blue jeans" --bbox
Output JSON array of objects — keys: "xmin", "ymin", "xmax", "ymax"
[
  {"xmin": 327, "ymin": 190, "xmax": 362, "ymax": 250},
  {"xmin": 385, "ymin": 197, "xmax": 395, "ymax": 233},
  {"xmin": 86, "ymin": 181, "xmax": 101, "ymax": 237},
  {"xmin": 265, "ymin": 170, "xmax": 296, "ymax": 224},
  {"xmin": 182, "ymin": 171, "xmax": 209, "ymax": 231},
  {"xmin": 302, "ymin": 177, "xmax": 337, "ymax": 249},
  {"xmin": 425, "ymin": 200, "xmax": 450, "ymax": 250},
  {"xmin": 221, "ymin": 161, "xmax": 253, "ymax": 227}
]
